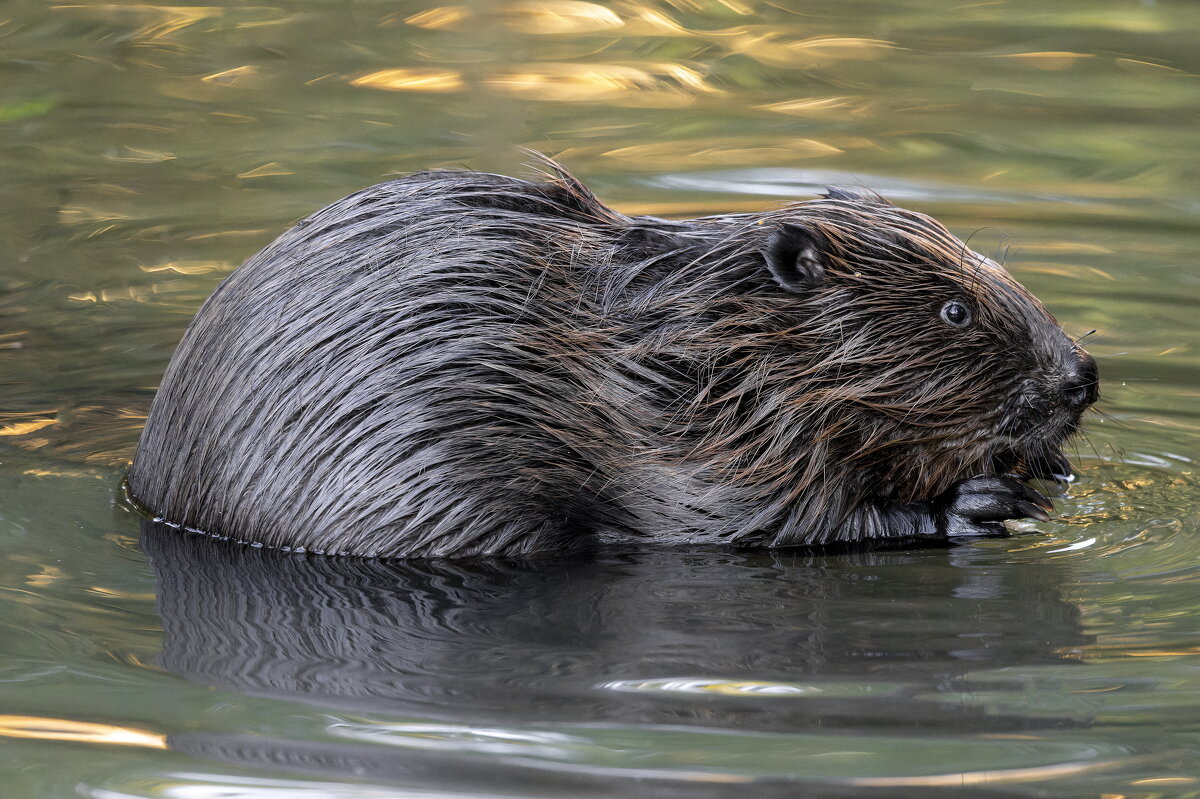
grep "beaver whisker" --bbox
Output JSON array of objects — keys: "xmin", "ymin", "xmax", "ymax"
[{"xmin": 1086, "ymin": 405, "xmax": 1125, "ymax": 427}]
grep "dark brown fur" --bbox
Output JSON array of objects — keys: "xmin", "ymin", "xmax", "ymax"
[{"xmin": 128, "ymin": 158, "xmax": 1097, "ymax": 557}]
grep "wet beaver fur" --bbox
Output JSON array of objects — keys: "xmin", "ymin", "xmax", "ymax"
[{"xmin": 129, "ymin": 158, "xmax": 1098, "ymax": 558}]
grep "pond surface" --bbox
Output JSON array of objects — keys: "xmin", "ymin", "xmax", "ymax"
[{"xmin": 2, "ymin": 1, "xmax": 1199, "ymax": 796}]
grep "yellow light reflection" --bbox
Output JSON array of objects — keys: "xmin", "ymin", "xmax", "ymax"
[
  {"xmin": 757, "ymin": 97, "xmax": 859, "ymax": 116},
  {"xmin": 732, "ymin": 35, "xmax": 894, "ymax": 69},
  {"xmin": 0, "ymin": 419, "xmax": 56, "ymax": 436},
  {"xmin": 622, "ymin": 8, "xmax": 691, "ymax": 37},
  {"xmin": 610, "ymin": 199, "xmax": 771, "ymax": 217},
  {"xmin": 503, "ymin": 1, "xmax": 624, "ymax": 35},
  {"xmin": 1118, "ymin": 648, "xmax": 1200, "ymax": 657},
  {"xmin": 599, "ymin": 137, "xmax": 842, "ymax": 166},
  {"xmin": 658, "ymin": 63, "xmax": 723, "ymax": 94},
  {"xmin": 1019, "ymin": 263, "xmax": 1116, "ymax": 281},
  {"xmin": 140, "ymin": 260, "xmax": 233, "ymax": 274},
  {"xmin": 350, "ymin": 69, "xmax": 464, "ymax": 93},
  {"xmin": 405, "ymin": 5, "xmax": 470, "ymax": 31},
  {"xmin": 58, "ymin": 206, "xmax": 130, "ymax": 226},
  {"xmin": 201, "ymin": 65, "xmax": 259, "ymax": 86},
  {"xmin": 51, "ymin": 4, "xmax": 224, "ymax": 41},
  {"xmin": 1115, "ymin": 58, "xmax": 1183, "ymax": 75},
  {"xmin": 25, "ymin": 566, "xmax": 63, "ymax": 588},
  {"xmin": 992, "ymin": 51, "xmax": 1094, "ymax": 71},
  {"xmin": 68, "ymin": 287, "xmax": 161, "ymax": 304},
  {"xmin": 1019, "ymin": 242, "xmax": 1113, "ymax": 255},
  {"xmin": 490, "ymin": 63, "xmax": 666, "ymax": 102},
  {"xmin": 696, "ymin": 0, "xmax": 753, "ymax": 13},
  {"xmin": 185, "ymin": 228, "xmax": 270, "ymax": 241},
  {"xmin": 238, "ymin": 162, "xmax": 293, "ymax": 179},
  {"xmin": 487, "ymin": 62, "xmax": 720, "ymax": 106},
  {"xmin": 88, "ymin": 586, "xmax": 157, "ymax": 600},
  {"xmin": 0, "ymin": 715, "xmax": 166, "ymax": 749},
  {"xmin": 23, "ymin": 468, "xmax": 106, "ymax": 479}
]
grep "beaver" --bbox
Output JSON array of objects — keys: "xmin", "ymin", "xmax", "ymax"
[{"xmin": 128, "ymin": 157, "xmax": 1098, "ymax": 558}]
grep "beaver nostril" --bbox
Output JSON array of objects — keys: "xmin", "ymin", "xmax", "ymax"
[
  {"xmin": 1062, "ymin": 353, "xmax": 1099, "ymax": 411},
  {"xmin": 1065, "ymin": 385, "xmax": 1090, "ymax": 409}
]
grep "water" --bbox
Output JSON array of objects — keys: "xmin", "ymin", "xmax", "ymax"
[{"xmin": 2, "ymin": 1, "xmax": 1198, "ymax": 796}]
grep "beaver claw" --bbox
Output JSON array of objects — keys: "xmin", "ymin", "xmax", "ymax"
[{"xmin": 933, "ymin": 475, "xmax": 1054, "ymax": 537}]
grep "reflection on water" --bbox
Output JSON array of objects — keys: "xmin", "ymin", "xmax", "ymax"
[
  {"xmin": 2, "ymin": 0, "xmax": 1199, "ymax": 796},
  {"xmin": 145, "ymin": 523, "xmax": 1088, "ymax": 715},
  {"xmin": 143, "ymin": 522, "xmax": 1115, "ymax": 794}
]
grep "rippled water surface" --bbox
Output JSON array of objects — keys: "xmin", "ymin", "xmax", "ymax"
[{"xmin": 2, "ymin": 1, "xmax": 1199, "ymax": 796}]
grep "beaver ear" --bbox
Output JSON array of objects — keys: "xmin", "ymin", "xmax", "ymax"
[{"xmin": 763, "ymin": 223, "xmax": 826, "ymax": 293}]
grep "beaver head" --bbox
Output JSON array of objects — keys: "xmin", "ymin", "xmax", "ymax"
[{"xmin": 649, "ymin": 187, "xmax": 1096, "ymax": 535}]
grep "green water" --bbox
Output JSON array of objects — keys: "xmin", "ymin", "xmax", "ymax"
[{"xmin": 2, "ymin": 1, "xmax": 1198, "ymax": 796}]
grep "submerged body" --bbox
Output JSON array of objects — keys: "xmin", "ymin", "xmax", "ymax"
[{"xmin": 129, "ymin": 161, "xmax": 1097, "ymax": 557}]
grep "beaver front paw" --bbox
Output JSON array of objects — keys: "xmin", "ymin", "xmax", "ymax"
[{"xmin": 934, "ymin": 475, "xmax": 1054, "ymax": 537}]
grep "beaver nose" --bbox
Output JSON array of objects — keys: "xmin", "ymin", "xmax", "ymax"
[{"xmin": 1062, "ymin": 352, "xmax": 1099, "ymax": 411}]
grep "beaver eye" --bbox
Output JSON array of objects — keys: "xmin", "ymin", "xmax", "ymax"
[{"xmin": 939, "ymin": 300, "xmax": 972, "ymax": 328}]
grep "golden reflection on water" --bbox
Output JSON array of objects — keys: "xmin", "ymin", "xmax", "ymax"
[
  {"xmin": 68, "ymin": 285, "xmax": 168, "ymax": 304},
  {"xmin": 728, "ymin": 35, "xmax": 894, "ymax": 69},
  {"xmin": 990, "ymin": 52, "xmax": 1094, "ymax": 71},
  {"xmin": 350, "ymin": 3, "xmax": 900, "ymax": 109},
  {"xmin": 58, "ymin": 206, "xmax": 131, "ymax": 227},
  {"xmin": 571, "ymin": 136, "xmax": 851, "ymax": 168},
  {"xmin": 405, "ymin": 6, "xmax": 472, "ymax": 31},
  {"xmin": 0, "ymin": 418, "xmax": 57, "ymax": 437},
  {"xmin": 607, "ymin": 199, "xmax": 772, "ymax": 217},
  {"xmin": 757, "ymin": 97, "xmax": 863, "ymax": 117},
  {"xmin": 52, "ymin": 3, "xmax": 223, "ymax": 40},
  {"xmin": 1085, "ymin": 643, "xmax": 1200, "ymax": 659},
  {"xmin": 620, "ymin": 6, "xmax": 692, "ymax": 37},
  {"xmin": 1115, "ymin": 57, "xmax": 1188, "ymax": 75},
  {"xmin": 487, "ymin": 63, "xmax": 715, "ymax": 106},
  {"xmin": 184, "ymin": 228, "xmax": 271, "ymax": 241},
  {"xmin": 24, "ymin": 565, "xmax": 63, "ymax": 588},
  {"xmin": 0, "ymin": 715, "xmax": 166, "ymax": 749},
  {"xmin": 352, "ymin": 61, "xmax": 732, "ymax": 107},
  {"xmin": 502, "ymin": 1, "xmax": 625, "ymax": 35},
  {"xmin": 201, "ymin": 65, "xmax": 260, "ymax": 86},
  {"xmin": 1019, "ymin": 263, "xmax": 1117, "ymax": 282},
  {"xmin": 21, "ymin": 468, "xmax": 109, "ymax": 479},
  {"xmin": 1, "ymin": 407, "xmax": 145, "ymax": 466},
  {"xmin": 139, "ymin": 261, "xmax": 233, "ymax": 275},
  {"xmin": 351, "ymin": 68, "xmax": 465, "ymax": 93},
  {"xmin": 1019, "ymin": 242, "xmax": 1114, "ymax": 256},
  {"xmin": 87, "ymin": 585, "xmax": 156, "ymax": 601},
  {"xmin": 237, "ymin": 162, "xmax": 293, "ymax": 179}
]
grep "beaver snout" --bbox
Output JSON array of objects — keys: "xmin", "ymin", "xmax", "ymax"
[{"xmin": 1062, "ymin": 352, "xmax": 1099, "ymax": 413}]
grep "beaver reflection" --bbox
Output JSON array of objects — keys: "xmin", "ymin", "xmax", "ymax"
[{"xmin": 144, "ymin": 522, "xmax": 1090, "ymax": 792}]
